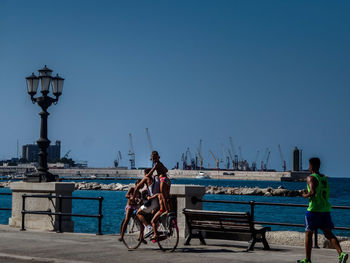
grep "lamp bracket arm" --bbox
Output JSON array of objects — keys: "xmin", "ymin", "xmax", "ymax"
[{"xmin": 31, "ymin": 96, "xmax": 37, "ymax": 104}]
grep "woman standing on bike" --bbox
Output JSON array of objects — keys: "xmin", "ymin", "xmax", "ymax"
[{"xmin": 147, "ymin": 151, "xmax": 171, "ymax": 241}]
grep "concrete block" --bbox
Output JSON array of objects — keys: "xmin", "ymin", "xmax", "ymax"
[
  {"xmin": 170, "ymin": 184, "xmax": 206, "ymax": 238},
  {"xmin": 9, "ymin": 182, "xmax": 75, "ymax": 232}
]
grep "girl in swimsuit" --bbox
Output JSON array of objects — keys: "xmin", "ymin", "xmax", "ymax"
[
  {"xmin": 118, "ymin": 179, "xmax": 141, "ymax": 242},
  {"xmin": 148, "ymin": 151, "xmax": 171, "ymax": 240}
]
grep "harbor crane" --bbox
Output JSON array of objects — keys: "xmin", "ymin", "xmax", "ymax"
[
  {"xmin": 185, "ymin": 147, "xmax": 191, "ymax": 166},
  {"xmin": 209, "ymin": 150, "xmax": 220, "ymax": 169},
  {"xmin": 186, "ymin": 147, "xmax": 196, "ymax": 170},
  {"xmin": 221, "ymin": 144, "xmax": 230, "ymax": 169},
  {"xmin": 229, "ymin": 137, "xmax": 235, "ymax": 155},
  {"xmin": 261, "ymin": 148, "xmax": 269, "ymax": 171},
  {"xmin": 114, "ymin": 150, "xmax": 122, "ymax": 168},
  {"xmin": 228, "ymin": 148, "xmax": 234, "ymax": 170},
  {"xmin": 196, "ymin": 148, "xmax": 203, "ymax": 170},
  {"xmin": 181, "ymin": 153, "xmax": 186, "ymax": 170},
  {"xmin": 128, "ymin": 133, "xmax": 136, "ymax": 169},
  {"xmin": 63, "ymin": 150, "xmax": 71, "ymax": 159},
  {"xmin": 238, "ymin": 146, "xmax": 243, "ymax": 162},
  {"xmin": 182, "ymin": 148, "xmax": 195, "ymax": 170},
  {"xmin": 265, "ymin": 150, "xmax": 271, "ymax": 170},
  {"xmin": 262, "ymin": 148, "xmax": 271, "ymax": 171},
  {"xmin": 228, "ymin": 137, "xmax": 237, "ymax": 170},
  {"xmin": 196, "ymin": 139, "xmax": 203, "ymax": 170},
  {"xmin": 251, "ymin": 150, "xmax": 260, "ymax": 171},
  {"xmin": 278, "ymin": 144, "xmax": 287, "ymax": 172}
]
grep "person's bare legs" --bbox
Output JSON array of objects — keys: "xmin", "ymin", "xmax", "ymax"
[
  {"xmin": 136, "ymin": 210, "xmax": 149, "ymax": 240},
  {"xmin": 136, "ymin": 210, "xmax": 148, "ymax": 227},
  {"xmin": 151, "ymin": 210, "xmax": 162, "ymax": 240},
  {"xmin": 305, "ymin": 231, "xmax": 313, "ymax": 261},
  {"xmin": 119, "ymin": 209, "xmax": 133, "ymax": 241},
  {"xmin": 322, "ymin": 228, "xmax": 342, "ymax": 254},
  {"xmin": 164, "ymin": 195, "xmax": 171, "ymax": 213}
]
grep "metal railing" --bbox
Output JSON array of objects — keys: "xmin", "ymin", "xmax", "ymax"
[
  {"xmin": 21, "ymin": 194, "xmax": 104, "ymax": 235},
  {"xmin": 192, "ymin": 197, "xmax": 350, "ymax": 248},
  {"xmin": 0, "ymin": 192, "xmax": 12, "ymax": 211}
]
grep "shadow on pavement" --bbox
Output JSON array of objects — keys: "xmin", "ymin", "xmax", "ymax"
[{"xmin": 177, "ymin": 248, "xmax": 237, "ymax": 253}]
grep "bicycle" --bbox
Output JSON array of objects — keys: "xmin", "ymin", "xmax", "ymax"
[{"xmin": 120, "ymin": 211, "xmax": 179, "ymax": 252}]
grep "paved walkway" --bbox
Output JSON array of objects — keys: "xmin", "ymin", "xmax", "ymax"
[{"xmin": 0, "ymin": 225, "xmax": 342, "ymax": 263}]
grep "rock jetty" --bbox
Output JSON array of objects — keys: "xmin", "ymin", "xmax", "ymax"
[
  {"xmin": 75, "ymin": 182, "xmax": 129, "ymax": 191},
  {"xmin": 75, "ymin": 183, "xmax": 304, "ymax": 196},
  {"xmin": 205, "ymin": 185, "xmax": 303, "ymax": 197},
  {"xmin": 0, "ymin": 181, "xmax": 304, "ymax": 196}
]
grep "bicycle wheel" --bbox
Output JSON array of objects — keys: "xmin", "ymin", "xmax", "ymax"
[
  {"xmin": 120, "ymin": 216, "xmax": 142, "ymax": 249},
  {"xmin": 157, "ymin": 216, "xmax": 179, "ymax": 252}
]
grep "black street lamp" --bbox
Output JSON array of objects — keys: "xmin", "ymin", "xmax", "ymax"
[{"xmin": 25, "ymin": 65, "xmax": 64, "ymax": 182}]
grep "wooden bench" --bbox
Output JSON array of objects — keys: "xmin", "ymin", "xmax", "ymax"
[{"xmin": 183, "ymin": 209, "xmax": 271, "ymax": 251}]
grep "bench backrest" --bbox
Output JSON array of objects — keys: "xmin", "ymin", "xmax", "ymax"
[{"xmin": 183, "ymin": 209, "xmax": 254, "ymax": 233}]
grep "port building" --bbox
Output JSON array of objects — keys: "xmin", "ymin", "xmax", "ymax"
[{"xmin": 22, "ymin": 140, "xmax": 61, "ymax": 163}]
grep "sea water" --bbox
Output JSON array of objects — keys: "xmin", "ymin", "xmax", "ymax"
[{"xmin": 0, "ymin": 177, "xmax": 349, "ymax": 237}]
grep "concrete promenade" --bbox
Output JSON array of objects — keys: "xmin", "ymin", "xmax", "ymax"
[{"xmin": 0, "ymin": 225, "xmax": 342, "ymax": 263}]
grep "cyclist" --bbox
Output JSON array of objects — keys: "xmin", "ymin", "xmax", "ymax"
[
  {"xmin": 297, "ymin": 157, "xmax": 348, "ymax": 263},
  {"xmin": 133, "ymin": 167, "xmax": 161, "ymax": 241},
  {"xmin": 119, "ymin": 179, "xmax": 142, "ymax": 242}
]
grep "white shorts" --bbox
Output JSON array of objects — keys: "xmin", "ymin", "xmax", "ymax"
[{"xmin": 139, "ymin": 199, "xmax": 159, "ymax": 214}]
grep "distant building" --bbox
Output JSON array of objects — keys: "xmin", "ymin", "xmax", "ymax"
[
  {"xmin": 22, "ymin": 144, "xmax": 39, "ymax": 163},
  {"xmin": 22, "ymin": 140, "xmax": 61, "ymax": 163},
  {"xmin": 292, "ymin": 146, "xmax": 300, "ymax": 172}
]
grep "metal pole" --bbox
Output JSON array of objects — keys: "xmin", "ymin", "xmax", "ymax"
[
  {"xmin": 35, "ymin": 96, "xmax": 56, "ymax": 182},
  {"xmin": 57, "ymin": 195, "xmax": 62, "ymax": 233},
  {"xmin": 97, "ymin": 197, "xmax": 103, "ymax": 235},
  {"xmin": 21, "ymin": 194, "xmax": 26, "ymax": 231},
  {"xmin": 37, "ymin": 109, "xmax": 50, "ymax": 176}
]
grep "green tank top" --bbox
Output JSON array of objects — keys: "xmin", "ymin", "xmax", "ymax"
[{"xmin": 307, "ymin": 173, "xmax": 331, "ymax": 212}]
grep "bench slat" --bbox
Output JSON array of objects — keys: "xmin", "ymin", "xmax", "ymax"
[
  {"xmin": 188, "ymin": 217, "xmax": 250, "ymax": 222},
  {"xmin": 190, "ymin": 221, "xmax": 250, "ymax": 227},
  {"xmin": 184, "ymin": 210, "xmax": 249, "ymax": 217}
]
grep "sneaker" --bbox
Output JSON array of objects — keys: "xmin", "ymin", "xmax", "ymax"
[
  {"xmin": 297, "ymin": 259, "xmax": 311, "ymax": 263},
  {"xmin": 339, "ymin": 252, "xmax": 348, "ymax": 263}
]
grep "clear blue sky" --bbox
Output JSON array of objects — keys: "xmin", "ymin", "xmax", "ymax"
[{"xmin": 0, "ymin": 0, "xmax": 349, "ymax": 177}]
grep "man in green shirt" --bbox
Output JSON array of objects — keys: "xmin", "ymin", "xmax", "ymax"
[{"xmin": 297, "ymin": 158, "xmax": 348, "ymax": 263}]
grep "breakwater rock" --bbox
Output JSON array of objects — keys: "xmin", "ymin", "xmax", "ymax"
[
  {"xmin": 0, "ymin": 181, "xmax": 11, "ymax": 188},
  {"xmin": 0, "ymin": 181, "xmax": 303, "ymax": 196},
  {"xmin": 205, "ymin": 185, "xmax": 303, "ymax": 197},
  {"xmin": 73, "ymin": 182, "xmax": 303, "ymax": 196},
  {"xmin": 75, "ymin": 182, "xmax": 130, "ymax": 191}
]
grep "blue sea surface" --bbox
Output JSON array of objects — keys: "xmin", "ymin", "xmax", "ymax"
[{"xmin": 0, "ymin": 177, "xmax": 349, "ymax": 236}]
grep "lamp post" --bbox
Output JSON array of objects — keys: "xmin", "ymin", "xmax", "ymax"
[{"xmin": 25, "ymin": 65, "xmax": 64, "ymax": 182}]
